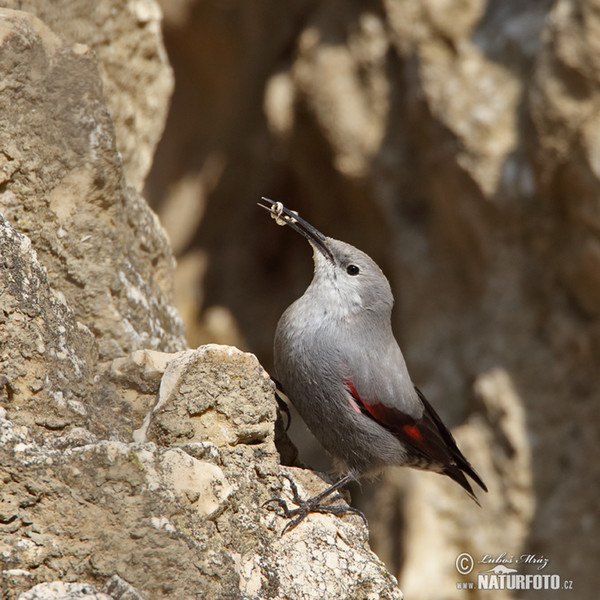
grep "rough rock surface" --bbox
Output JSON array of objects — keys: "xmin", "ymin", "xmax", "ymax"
[
  {"xmin": 0, "ymin": 8, "xmax": 185, "ymax": 360},
  {"xmin": 0, "ymin": 8, "xmax": 403, "ymax": 600},
  {"xmin": 0, "ymin": 214, "xmax": 126, "ymax": 444},
  {"xmin": 1, "ymin": 343, "xmax": 402, "ymax": 600},
  {"xmin": 149, "ymin": 1, "xmax": 599, "ymax": 598},
  {"xmin": 0, "ymin": 0, "xmax": 173, "ymax": 191},
  {"xmin": 17, "ymin": 582, "xmax": 113, "ymax": 600}
]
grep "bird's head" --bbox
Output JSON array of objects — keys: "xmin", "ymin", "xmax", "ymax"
[{"xmin": 259, "ymin": 199, "xmax": 393, "ymax": 319}]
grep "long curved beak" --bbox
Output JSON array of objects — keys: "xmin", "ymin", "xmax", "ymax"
[{"xmin": 258, "ymin": 198, "xmax": 335, "ymax": 263}]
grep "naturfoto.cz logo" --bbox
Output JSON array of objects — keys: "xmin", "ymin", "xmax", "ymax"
[{"xmin": 455, "ymin": 552, "xmax": 574, "ymax": 591}]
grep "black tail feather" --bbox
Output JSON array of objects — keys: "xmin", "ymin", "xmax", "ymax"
[
  {"xmin": 414, "ymin": 386, "xmax": 488, "ymax": 501},
  {"xmin": 444, "ymin": 465, "xmax": 482, "ymax": 506}
]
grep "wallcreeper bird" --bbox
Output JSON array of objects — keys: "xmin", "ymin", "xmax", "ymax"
[{"xmin": 259, "ymin": 198, "xmax": 487, "ymax": 533}]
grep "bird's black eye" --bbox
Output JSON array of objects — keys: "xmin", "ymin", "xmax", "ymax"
[{"xmin": 346, "ymin": 264, "xmax": 360, "ymax": 276}]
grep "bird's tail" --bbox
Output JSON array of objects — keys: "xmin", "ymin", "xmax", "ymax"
[
  {"xmin": 414, "ymin": 387, "xmax": 488, "ymax": 504},
  {"xmin": 443, "ymin": 463, "xmax": 485, "ymax": 506}
]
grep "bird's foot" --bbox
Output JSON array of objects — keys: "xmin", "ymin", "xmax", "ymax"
[{"xmin": 262, "ymin": 473, "xmax": 367, "ymax": 535}]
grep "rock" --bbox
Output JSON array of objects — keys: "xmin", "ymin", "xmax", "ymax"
[
  {"xmin": 0, "ymin": 0, "xmax": 173, "ymax": 190},
  {"xmin": 138, "ymin": 345, "xmax": 276, "ymax": 447},
  {"xmin": 530, "ymin": 0, "xmax": 600, "ymax": 318},
  {"xmin": 1, "ymin": 346, "xmax": 402, "ymax": 599},
  {"xmin": 18, "ymin": 582, "xmax": 113, "ymax": 600},
  {"xmin": 0, "ymin": 9, "xmax": 185, "ymax": 360},
  {"xmin": 0, "ymin": 214, "xmax": 126, "ymax": 443},
  {"xmin": 16, "ymin": 578, "xmax": 149, "ymax": 600},
  {"xmin": 103, "ymin": 576, "xmax": 147, "ymax": 600}
]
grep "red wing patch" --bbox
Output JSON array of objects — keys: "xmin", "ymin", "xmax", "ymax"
[
  {"xmin": 402, "ymin": 424, "xmax": 423, "ymax": 444},
  {"xmin": 344, "ymin": 381, "xmax": 487, "ymax": 496},
  {"xmin": 344, "ymin": 379, "xmax": 417, "ymax": 436}
]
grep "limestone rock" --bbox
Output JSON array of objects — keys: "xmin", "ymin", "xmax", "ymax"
[
  {"xmin": 137, "ymin": 345, "xmax": 276, "ymax": 447},
  {"xmin": 103, "ymin": 576, "xmax": 148, "ymax": 600},
  {"xmin": 0, "ymin": 9, "xmax": 185, "ymax": 359},
  {"xmin": 530, "ymin": 0, "xmax": 600, "ymax": 318},
  {"xmin": 0, "ymin": 0, "xmax": 173, "ymax": 191},
  {"xmin": 0, "ymin": 214, "xmax": 127, "ymax": 444},
  {"xmin": 16, "ymin": 577, "xmax": 149, "ymax": 600},
  {"xmin": 17, "ymin": 582, "xmax": 113, "ymax": 600},
  {"xmin": 1, "ymin": 346, "xmax": 402, "ymax": 600}
]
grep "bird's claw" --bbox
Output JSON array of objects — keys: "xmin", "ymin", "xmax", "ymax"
[
  {"xmin": 262, "ymin": 473, "xmax": 367, "ymax": 535},
  {"xmin": 261, "ymin": 473, "xmax": 305, "ymax": 522}
]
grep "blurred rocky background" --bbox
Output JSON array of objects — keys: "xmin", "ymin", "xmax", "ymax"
[
  {"xmin": 0, "ymin": 0, "xmax": 598, "ymax": 599},
  {"xmin": 146, "ymin": 0, "xmax": 599, "ymax": 598}
]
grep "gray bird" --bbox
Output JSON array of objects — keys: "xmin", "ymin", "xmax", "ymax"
[{"xmin": 260, "ymin": 198, "xmax": 487, "ymax": 533}]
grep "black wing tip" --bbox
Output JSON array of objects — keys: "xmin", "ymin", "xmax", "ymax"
[
  {"xmin": 444, "ymin": 463, "xmax": 487, "ymax": 507},
  {"xmin": 413, "ymin": 385, "xmax": 489, "ymax": 497},
  {"xmin": 456, "ymin": 456, "xmax": 488, "ymax": 494},
  {"xmin": 471, "ymin": 470, "xmax": 488, "ymax": 494}
]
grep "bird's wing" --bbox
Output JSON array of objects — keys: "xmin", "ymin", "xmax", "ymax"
[
  {"xmin": 341, "ymin": 334, "xmax": 487, "ymax": 496},
  {"xmin": 413, "ymin": 387, "xmax": 488, "ymax": 494},
  {"xmin": 341, "ymin": 332, "xmax": 422, "ymax": 420}
]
